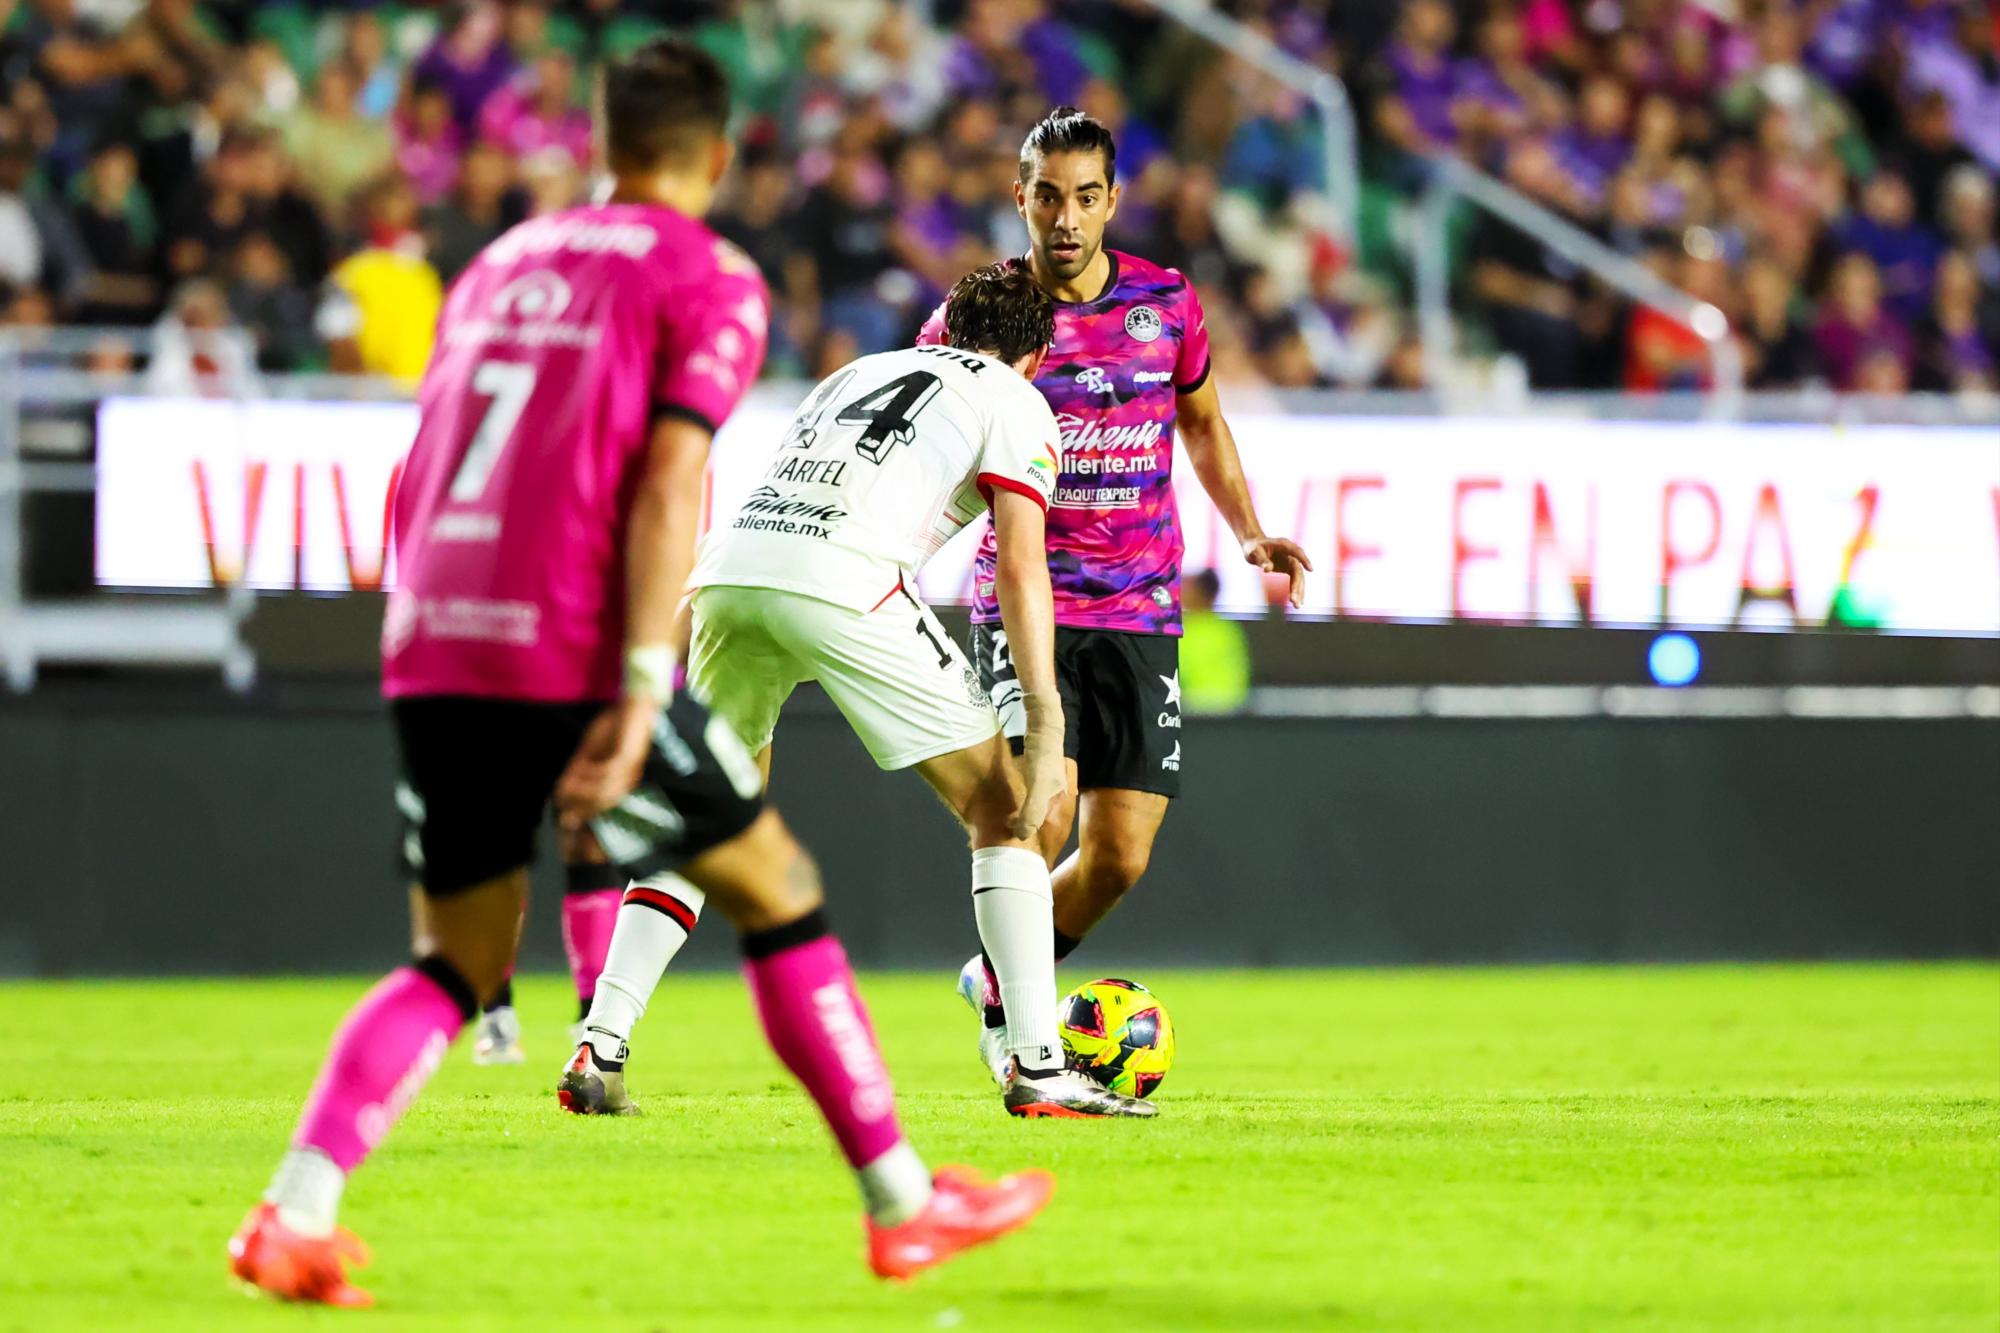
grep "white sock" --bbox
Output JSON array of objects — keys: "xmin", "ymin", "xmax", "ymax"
[
  {"xmin": 581, "ymin": 874, "xmax": 704, "ymax": 1052},
  {"xmin": 265, "ymin": 1146, "xmax": 345, "ymax": 1238},
  {"xmin": 971, "ymin": 845, "xmax": 1062, "ymax": 1071},
  {"xmin": 857, "ymin": 1139, "xmax": 933, "ymax": 1226}
]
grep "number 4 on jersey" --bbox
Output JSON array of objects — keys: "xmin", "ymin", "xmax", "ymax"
[{"xmin": 838, "ymin": 371, "xmax": 941, "ymax": 463}]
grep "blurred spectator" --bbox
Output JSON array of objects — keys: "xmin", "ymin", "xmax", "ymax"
[
  {"xmin": 1553, "ymin": 73, "xmax": 1631, "ymax": 206},
  {"xmin": 161, "ymin": 127, "xmax": 261, "ymax": 282},
  {"xmin": 413, "ymin": 1, "xmax": 516, "ymax": 134},
  {"xmin": 339, "ymin": 10, "xmax": 402, "ymax": 122},
  {"xmin": 1914, "ymin": 249, "xmax": 1998, "ymax": 394},
  {"xmin": 1939, "ymin": 165, "xmax": 2000, "ymax": 287},
  {"xmin": 395, "ymin": 76, "xmax": 466, "ymax": 207},
  {"xmin": 0, "ymin": 129, "xmax": 87, "ymax": 307},
  {"xmin": 1891, "ymin": 90, "xmax": 1975, "ymax": 231},
  {"xmin": 1179, "ymin": 569, "xmax": 1251, "ymax": 715},
  {"xmin": 1454, "ymin": 9, "xmax": 1543, "ymax": 159},
  {"xmin": 1369, "ymin": 0, "xmax": 1461, "ymax": 161},
  {"xmin": 1718, "ymin": 7, "xmax": 1875, "ymax": 180},
  {"xmin": 422, "ymin": 140, "xmax": 518, "ymax": 284},
  {"xmin": 478, "ymin": 51, "xmax": 589, "ymax": 171},
  {"xmin": 122, "ymin": 0, "xmax": 226, "ymax": 113},
  {"xmin": 519, "ymin": 146, "xmax": 582, "ymax": 218},
  {"xmin": 281, "ymin": 59, "xmax": 395, "ymax": 222},
  {"xmin": 1739, "ymin": 256, "xmax": 1818, "ymax": 389},
  {"xmin": 70, "ymin": 140, "xmax": 158, "ymax": 324},
  {"xmin": 1903, "ymin": 3, "xmax": 2000, "ymax": 173},
  {"xmin": 1626, "ymin": 245, "xmax": 1724, "ymax": 392},
  {"xmin": 1222, "ymin": 80, "xmax": 1325, "ymax": 213},
  {"xmin": 146, "ymin": 277, "xmax": 259, "ymax": 396},
  {"xmin": 17, "ymin": 0, "xmax": 131, "ymax": 177},
  {"xmin": 1834, "ymin": 170, "xmax": 1942, "ymax": 323},
  {"xmin": 226, "ymin": 231, "xmax": 316, "ymax": 371},
  {"xmin": 1469, "ymin": 142, "xmax": 1588, "ymax": 388},
  {"xmin": 240, "ymin": 128, "xmax": 332, "ymax": 288},
  {"xmin": 1814, "ymin": 252, "xmax": 1914, "ymax": 391},
  {"xmin": 791, "ymin": 142, "xmax": 902, "ymax": 356},
  {"xmin": 318, "ymin": 175, "xmax": 440, "ymax": 386}
]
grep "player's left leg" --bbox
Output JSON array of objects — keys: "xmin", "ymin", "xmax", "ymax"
[
  {"xmin": 1042, "ymin": 629, "xmax": 1181, "ymax": 957},
  {"xmin": 470, "ymin": 827, "xmax": 625, "ymax": 1066},
  {"xmin": 560, "ymin": 590, "xmax": 785, "ymax": 1111},
  {"xmin": 1049, "ymin": 786, "xmax": 1170, "ymax": 946},
  {"xmin": 235, "ymin": 868, "xmax": 526, "ymax": 1306},
  {"xmin": 232, "ymin": 697, "xmax": 576, "ymax": 1305}
]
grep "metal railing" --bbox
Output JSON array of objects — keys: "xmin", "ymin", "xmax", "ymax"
[
  {"xmin": 1143, "ymin": 0, "xmax": 1360, "ymax": 245},
  {"xmin": 1415, "ymin": 155, "xmax": 1744, "ymax": 409},
  {"xmin": 0, "ymin": 329, "xmax": 404, "ymax": 691}
]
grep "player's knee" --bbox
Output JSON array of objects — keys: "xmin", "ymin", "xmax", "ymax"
[
  {"xmin": 952, "ymin": 751, "xmax": 1024, "ymax": 846},
  {"xmin": 1082, "ymin": 838, "xmax": 1151, "ymax": 894},
  {"xmin": 687, "ymin": 811, "xmax": 824, "ymax": 934}
]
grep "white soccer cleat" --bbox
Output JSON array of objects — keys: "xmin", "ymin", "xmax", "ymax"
[
  {"xmin": 955, "ymin": 955, "xmax": 1012, "ymax": 1087},
  {"xmin": 470, "ymin": 1005, "xmax": 525, "ymax": 1065},
  {"xmin": 1002, "ymin": 1063, "xmax": 1159, "ymax": 1119},
  {"xmin": 556, "ymin": 1034, "xmax": 640, "ymax": 1116}
]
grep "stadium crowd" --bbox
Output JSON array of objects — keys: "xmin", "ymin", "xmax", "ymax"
[{"xmin": 0, "ymin": 0, "xmax": 1993, "ymax": 395}]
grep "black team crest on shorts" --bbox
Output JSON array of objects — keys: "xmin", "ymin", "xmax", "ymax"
[{"xmin": 962, "ymin": 665, "xmax": 988, "ymax": 708}]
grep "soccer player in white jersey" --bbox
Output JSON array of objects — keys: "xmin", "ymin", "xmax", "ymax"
[{"xmin": 560, "ymin": 263, "xmax": 1156, "ymax": 1120}]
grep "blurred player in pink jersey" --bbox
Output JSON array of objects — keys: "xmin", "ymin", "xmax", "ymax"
[
  {"xmin": 919, "ymin": 108, "xmax": 1313, "ymax": 1082},
  {"xmin": 228, "ymin": 40, "xmax": 1051, "ymax": 1306}
]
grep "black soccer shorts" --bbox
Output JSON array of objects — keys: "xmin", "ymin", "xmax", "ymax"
[
  {"xmin": 970, "ymin": 624, "xmax": 1183, "ymax": 799},
  {"xmin": 391, "ymin": 694, "xmax": 765, "ymax": 896}
]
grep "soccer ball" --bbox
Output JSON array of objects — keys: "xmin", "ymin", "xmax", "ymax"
[{"xmin": 1058, "ymin": 978, "xmax": 1175, "ymax": 1098}]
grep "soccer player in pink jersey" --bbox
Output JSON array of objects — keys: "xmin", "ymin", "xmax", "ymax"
[
  {"xmin": 227, "ymin": 41, "xmax": 1051, "ymax": 1306},
  {"xmin": 919, "ymin": 108, "xmax": 1314, "ymax": 1082}
]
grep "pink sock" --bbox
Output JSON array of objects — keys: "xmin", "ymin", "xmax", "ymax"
[
  {"xmin": 744, "ymin": 933, "xmax": 905, "ymax": 1170},
  {"xmin": 293, "ymin": 966, "xmax": 467, "ymax": 1172},
  {"xmin": 561, "ymin": 888, "xmax": 623, "ymax": 1003}
]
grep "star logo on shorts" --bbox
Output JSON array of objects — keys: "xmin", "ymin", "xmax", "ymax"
[{"xmin": 1159, "ymin": 671, "xmax": 1181, "ymax": 710}]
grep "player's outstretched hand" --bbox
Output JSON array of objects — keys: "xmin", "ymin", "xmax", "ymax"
[
  {"xmin": 1243, "ymin": 536, "xmax": 1314, "ymax": 609},
  {"xmin": 555, "ymin": 695, "xmax": 659, "ymax": 830}
]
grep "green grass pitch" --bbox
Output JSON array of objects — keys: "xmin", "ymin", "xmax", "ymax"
[{"xmin": 1, "ymin": 965, "xmax": 1994, "ymax": 1331}]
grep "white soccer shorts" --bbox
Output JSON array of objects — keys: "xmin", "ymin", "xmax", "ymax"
[{"xmin": 688, "ymin": 582, "xmax": 1000, "ymax": 770}]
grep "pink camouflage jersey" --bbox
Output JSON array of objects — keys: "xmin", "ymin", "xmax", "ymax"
[
  {"xmin": 382, "ymin": 202, "xmax": 769, "ymax": 702},
  {"xmin": 919, "ymin": 249, "xmax": 1210, "ymax": 635}
]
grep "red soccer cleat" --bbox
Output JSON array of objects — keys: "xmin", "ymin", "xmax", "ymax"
[
  {"xmin": 866, "ymin": 1165, "xmax": 1055, "ymax": 1281},
  {"xmin": 228, "ymin": 1202, "xmax": 374, "ymax": 1307}
]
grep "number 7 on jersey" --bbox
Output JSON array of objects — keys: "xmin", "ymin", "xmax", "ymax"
[{"xmin": 449, "ymin": 360, "xmax": 537, "ymax": 502}]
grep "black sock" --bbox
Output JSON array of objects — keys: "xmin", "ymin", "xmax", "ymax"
[
  {"xmin": 1053, "ymin": 929, "xmax": 1083, "ymax": 963},
  {"xmin": 740, "ymin": 906, "xmax": 831, "ymax": 959},
  {"xmin": 565, "ymin": 861, "xmax": 622, "ymax": 896},
  {"xmin": 481, "ymin": 975, "xmax": 514, "ymax": 1015},
  {"xmin": 576, "ymin": 995, "xmax": 592, "ymax": 1024}
]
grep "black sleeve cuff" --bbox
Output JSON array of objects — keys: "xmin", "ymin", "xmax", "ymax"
[
  {"xmin": 1175, "ymin": 357, "xmax": 1212, "ymax": 396},
  {"xmin": 652, "ymin": 402, "xmax": 719, "ymax": 435}
]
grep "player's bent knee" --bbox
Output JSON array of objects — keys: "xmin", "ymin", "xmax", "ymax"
[{"xmin": 1082, "ymin": 840, "xmax": 1152, "ymax": 894}]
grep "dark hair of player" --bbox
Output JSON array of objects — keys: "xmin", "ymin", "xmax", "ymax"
[
  {"xmin": 943, "ymin": 263, "xmax": 1055, "ymax": 365},
  {"xmin": 1018, "ymin": 105, "xmax": 1117, "ymax": 188},
  {"xmin": 597, "ymin": 37, "xmax": 732, "ymax": 175}
]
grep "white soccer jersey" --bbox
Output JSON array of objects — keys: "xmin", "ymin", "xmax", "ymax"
[{"xmin": 691, "ymin": 345, "xmax": 1060, "ymax": 611}]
